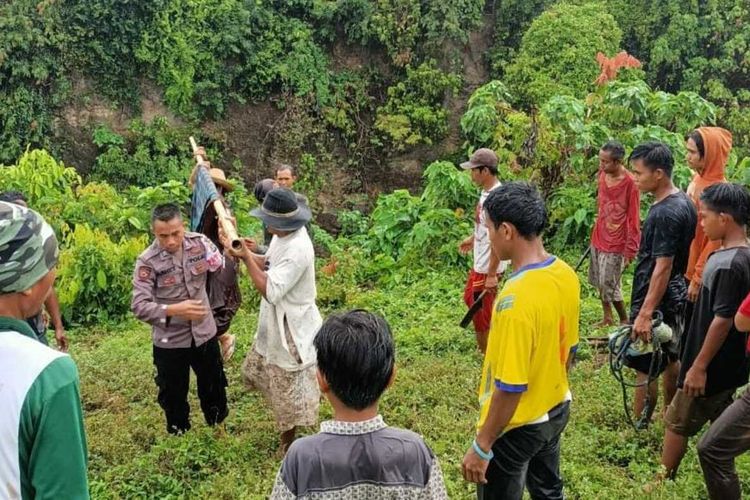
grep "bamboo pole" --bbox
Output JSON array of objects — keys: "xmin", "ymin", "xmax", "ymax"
[{"xmin": 189, "ymin": 137, "xmax": 242, "ymax": 251}]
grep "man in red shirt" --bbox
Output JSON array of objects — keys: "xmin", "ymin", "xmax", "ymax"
[{"xmin": 589, "ymin": 141, "xmax": 641, "ymax": 326}]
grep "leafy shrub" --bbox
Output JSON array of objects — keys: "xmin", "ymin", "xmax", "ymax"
[
  {"xmin": 460, "ymin": 81, "xmax": 540, "ymax": 173},
  {"xmin": 727, "ymin": 157, "xmax": 750, "ymax": 187},
  {"xmin": 352, "ymin": 0, "xmax": 484, "ymax": 66},
  {"xmin": 337, "ymin": 209, "xmax": 370, "ymax": 237},
  {"xmin": 400, "ymin": 208, "xmax": 471, "ymax": 267},
  {"xmin": 133, "ymin": 0, "xmax": 334, "ymax": 117},
  {"xmin": 505, "ymin": 2, "xmax": 622, "ymax": 107},
  {"xmin": 488, "ymin": 0, "xmax": 555, "ymax": 77},
  {"xmin": 135, "ymin": 0, "xmax": 250, "ymax": 116},
  {"xmin": 646, "ymin": 90, "xmax": 717, "ymax": 132},
  {"xmin": 60, "ymin": 0, "xmax": 159, "ymax": 105},
  {"xmin": 367, "ymin": 189, "xmax": 422, "ymax": 258},
  {"xmin": 361, "ymin": 0, "xmax": 421, "ymax": 67},
  {"xmin": 374, "ymin": 61, "xmax": 461, "ymax": 151},
  {"xmin": 321, "ymin": 70, "xmax": 377, "ymax": 165},
  {"xmin": 354, "ymin": 159, "xmax": 476, "ymax": 278},
  {"xmin": 460, "ymin": 81, "xmax": 514, "ymax": 146},
  {"xmin": 56, "ymin": 225, "xmax": 148, "ymax": 324},
  {"xmin": 0, "ymin": 149, "xmax": 80, "ymax": 234},
  {"xmin": 547, "ymin": 184, "xmax": 597, "ymax": 250},
  {"xmin": 420, "ymin": 161, "xmax": 476, "ymax": 212},
  {"xmin": 62, "ymin": 182, "xmax": 134, "ymax": 238},
  {"xmin": 537, "ymin": 79, "xmax": 718, "ymax": 189},
  {"xmin": 90, "ymin": 119, "xmax": 193, "ymax": 188},
  {"xmin": 0, "ymin": 1, "xmax": 67, "ymax": 163},
  {"xmin": 421, "ymin": 1, "xmax": 485, "ymax": 47}
]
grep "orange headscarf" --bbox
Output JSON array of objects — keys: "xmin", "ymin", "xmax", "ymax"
[{"xmin": 686, "ymin": 126, "xmax": 733, "ymax": 284}]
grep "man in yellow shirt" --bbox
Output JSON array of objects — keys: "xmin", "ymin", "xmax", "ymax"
[{"xmin": 462, "ymin": 182, "xmax": 580, "ymax": 499}]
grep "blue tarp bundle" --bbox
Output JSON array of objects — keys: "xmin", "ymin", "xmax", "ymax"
[{"xmin": 190, "ymin": 166, "xmax": 220, "ymax": 231}]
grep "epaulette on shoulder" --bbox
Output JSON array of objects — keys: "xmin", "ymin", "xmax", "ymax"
[{"xmin": 140, "ymin": 240, "xmax": 162, "ymax": 260}]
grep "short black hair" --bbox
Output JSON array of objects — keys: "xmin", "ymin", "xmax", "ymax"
[
  {"xmin": 253, "ymin": 179, "xmax": 276, "ymax": 204},
  {"xmin": 629, "ymin": 141, "xmax": 674, "ymax": 178},
  {"xmin": 701, "ymin": 183, "xmax": 750, "ymax": 226},
  {"xmin": 275, "ymin": 163, "xmax": 296, "ymax": 177},
  {"xmin": 151, "ymin": 203, "xmax": 182, "ymax": 224},
  {"xmin": 314, "ymin": 310, "xmax": 395, "ymax": 410},
  {"xmin": 483, "ymin": 182, "xmax": 548, "ymax": 239},
  {"xmin": 478, "ymin": 164, "xmax": 499, "ymax": 176},
  {"xmin": 601, "ymin": 140, "xmax": 626, "ymax": 161},
  {"xmin": 687, "ymin": 130, "xmax": 705, "ymax": 158},
  {"xmin": 0, "ymin": 191, "xmax": 27, "ymax": 204}
]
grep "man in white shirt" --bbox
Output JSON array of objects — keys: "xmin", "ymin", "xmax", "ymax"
[
  {"xmin": 224, "ymin": 188, "xmax": 321, "ymax": 453},
  {"xmin": 458, "ymin": 148, "xmax": 508, "ymax": 353}
]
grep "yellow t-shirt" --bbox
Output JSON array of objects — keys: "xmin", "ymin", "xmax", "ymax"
[{"xmin": 477, "ymin": 256, "xmax": 580, "ymax": 432}]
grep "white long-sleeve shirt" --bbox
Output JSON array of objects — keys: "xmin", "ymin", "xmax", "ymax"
[{"xmin": 253, "ymin": 227, "xmax": 321, "ymax": 371}]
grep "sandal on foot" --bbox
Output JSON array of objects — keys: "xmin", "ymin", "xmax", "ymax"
[{"xmin": 221, "ymin": 334, "xmax": 236, "ymax": 362}]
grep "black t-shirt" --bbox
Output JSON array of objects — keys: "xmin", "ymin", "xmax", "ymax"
[
  {"xmin": 678, "ymin": 246, "xmax": 750, "ymax": 395},
  {"xmin": 630, "ymin": 191, "xmax": 697, "ymax": 326}
]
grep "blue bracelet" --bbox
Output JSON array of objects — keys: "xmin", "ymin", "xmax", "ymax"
[{"xmin": 472, "ymin": 439, "xmax": 494, "ymax": 461}]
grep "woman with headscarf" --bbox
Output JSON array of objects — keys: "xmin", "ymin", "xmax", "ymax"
[{"xmin": 685, "ymin": 127, "xmax": 733, "ymax": 305}]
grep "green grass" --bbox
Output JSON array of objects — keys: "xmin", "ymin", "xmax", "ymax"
[{"xmin": 68, "ymin": 264, "xmax": 750, "ymax": 499}]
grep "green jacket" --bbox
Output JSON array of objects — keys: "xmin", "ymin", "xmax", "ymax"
[{"xmin": 0, "ymin": 317, "xmax": 89, "ymax": 499}]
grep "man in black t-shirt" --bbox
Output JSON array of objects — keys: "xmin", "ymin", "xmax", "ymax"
[
  {"xmin": 628, "ymin": 142, "xmax": 697, "ymax": 425},
  {"xmin": 659, "ymin": 183, "xmax": 750, "ymax": 481}
]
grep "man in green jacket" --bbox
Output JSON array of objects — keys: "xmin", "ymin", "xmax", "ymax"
[{"xmin": 0, "ymin": 201, "xmax": 89, "ymax": 499}]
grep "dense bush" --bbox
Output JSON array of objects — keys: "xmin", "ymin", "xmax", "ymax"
[
  {"xmin": 56, "ymin": 226, "xmax": 148, "ymax": 324},
  {"xmin": 420, "ymin": 160, "xmax": 476, "ymax": 212},
  {"xmin": 488, "ymin": 0, "xmax": 555, "ymax": 77},
  {"xmin": 0, "ymin": 149, "xmax": 80, "ymax": 234},
  {"xmin": 374, "ymin": 61, "xmax": 461, "ymax": 150},
  {"xmin": 90, "ymin": 119, "xmax": 194, "ymax": 189},
  {"xmin": 60, "ymin": 0, "xmax": 159, "ymax": 105},
  {"xmin": 504, "ymin": 2, "xmax": 622, "ymax": 107},
  {"xmin": 0, "ymin": 1, "xmax": 67, "ymax": 163},
  {"xmin": 351, "ymin": 0, "xmax": 485, "ymax": 66},
  {"xmin": 335, "ymin": 160, "xmax": 476, "ymax": 285},
  {"xmin": 604, "ymin": 0, "xmax": 750, "ymax": 155}
]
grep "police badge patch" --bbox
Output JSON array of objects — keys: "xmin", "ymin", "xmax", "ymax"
[{"xmin": 137, "ymin": 266, "xmax": 153, "ymax": 281}]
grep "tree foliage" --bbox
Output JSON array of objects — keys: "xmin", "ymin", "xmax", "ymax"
[
  {"xmin": 504, "ymin": 2, "xmax": 622, "ymax": 107},
  {"xmin": 488, "ymin": 0, "xmax": 555, "ymax": 76},
  {"xmin": 374, "ymin": 61, "xmax": 461, "ymax": 150},
  {"xmin": 0, "ymin": 1, "xmax": 67, "ymax": 163},
  {"xmin": 605, "ymin": 0, "xmax": 750, "ymax": 153}
]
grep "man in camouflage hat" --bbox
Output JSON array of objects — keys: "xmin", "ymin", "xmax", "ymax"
[
  {"xmin": 0, "ymin": 190, "xmax": 68, "ymax": 351},
  {"xmin": 0, "ymin": 201, "xmax": 89, "ymax": 499}
]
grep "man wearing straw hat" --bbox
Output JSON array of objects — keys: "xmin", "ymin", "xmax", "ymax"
[
  {"xmin": 222, "ymin": 188, "xmax": 320, "ymax": 453},
  {"xmin": 203, "ymin": 167, "xmax": 242, "ymax": 361},
  {"xmin": 189, "ymin": 149, "xmax": 243, "ymax": 361}
]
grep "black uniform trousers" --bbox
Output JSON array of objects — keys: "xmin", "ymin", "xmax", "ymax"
[{"xmin": 153, "ymin": 337, "xmax": 228, "ymax": 434}]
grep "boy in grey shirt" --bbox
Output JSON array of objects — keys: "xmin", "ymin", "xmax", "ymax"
[{"xmin": 271, "ymin": 310, "xmax": 447, "ymax": 499}]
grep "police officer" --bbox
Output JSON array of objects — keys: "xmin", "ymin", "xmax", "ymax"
[{"xmin": 131, "ymin": 203, "xmax": 228, "ymax": 434}]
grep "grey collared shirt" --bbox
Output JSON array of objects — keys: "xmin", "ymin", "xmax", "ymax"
[
  {"xmin": 131, "ymin": 232, "xmax": 224, "ymax": 348},
  {"xmin": 271, "ymin": 415, "xmax": 448, "ymax": 499}
]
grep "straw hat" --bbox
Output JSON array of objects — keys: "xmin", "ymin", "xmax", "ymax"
[{"xmin": 209, "ymin": 168, "xmax": 234, "ymax": 192}]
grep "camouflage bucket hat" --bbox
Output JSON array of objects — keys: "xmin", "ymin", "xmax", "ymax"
[{"xmin": 0, "ymin": 201, "xmax": 59, "ymax": 293}]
